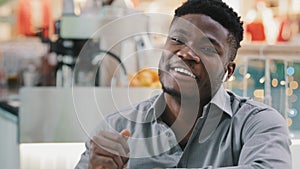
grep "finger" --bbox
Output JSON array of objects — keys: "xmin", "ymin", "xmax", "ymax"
[
  {"xmin": 99, "ymin": 131, "xmax": 130, "ymax": 155},
  {"xmin": 89, "ymin": 153, "xmax": 118, "ymax": 169},
  {"xmin": 119, "ymin": 129, "xmax": 131, "ymax": 165},
  {"xmin": 91, "ymin": 136, "xmax": 121, "ymax": 156},
  {"xmin": 100, "ymin": 130, "xmax": 129, "ymax": 145},
  {"xmin": 120, "ymin": 129, "xmax": 131, "ymax": 139},
  {"xmin": 90, "ymin": 140, "xmax": 124, "ymax": 169},
  {"xmin": 92, "ymin": 135, "xmax": 128, "ymax": 157}
]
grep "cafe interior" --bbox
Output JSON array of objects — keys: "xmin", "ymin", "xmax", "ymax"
[{"xmin": 1, "ymin": 0, "xmax": 300, "ymax": 168}]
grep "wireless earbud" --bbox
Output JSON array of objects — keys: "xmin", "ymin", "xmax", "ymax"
[{"xmin": 222, "ymin": 70, "xmax": 228, "ymax": 83}]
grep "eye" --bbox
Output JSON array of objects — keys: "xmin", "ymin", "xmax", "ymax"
[
  {"xmin": 199, "ymin": 46, "xmax": 218, "ymax": 56},
  {"xmin": 170, "ymin": 37, "xmax": 185, "ymax": 45}
]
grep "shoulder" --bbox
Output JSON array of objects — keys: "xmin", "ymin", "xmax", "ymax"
[
  {"xmin": 227, "ymin": 91, "xmax": 289, "ymax": 139},
  {"xmin": 228, "ymin": 90, "xmax": 283, "ymax": 118}
]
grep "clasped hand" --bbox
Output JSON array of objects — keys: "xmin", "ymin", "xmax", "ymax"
[{"xmin": 88, "ymin": 129, "xmax": 131, "ymax": 169}]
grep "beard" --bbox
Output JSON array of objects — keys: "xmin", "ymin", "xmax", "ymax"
[
  {"xmin": 161, "ymin": 83, "xmax": 182, "ymax": 98},
  {"xmin": 160, "ymin": 78, "xmax": 211, "ymax": 100}
]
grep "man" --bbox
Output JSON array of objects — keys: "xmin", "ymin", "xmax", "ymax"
[{"xmin": 76, "ymin": 0, "xmax": 292, "ymax": 168}]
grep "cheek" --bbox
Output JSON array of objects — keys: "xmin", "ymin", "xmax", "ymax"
[
  {"xmin": 158, "ymin": 57, "xmax": 171, "ymax": 84},
  {"xmin": 207, "ymin": 66, "xmax": 222, "ymax": 78},
  {"xmin": 201, "ymin": 58, "xmax": 224, "ymax": 77},
  {"xmin": 197, "ymin": 61, "xmax": 225, "ymax": 92},
  {"xmin": 158, "ymin": 50, "xmax": 173, "ymax": 69},
  {"xmin": 159, "ymin": 69, "xmax": 180, "ymax": 92},
  {"xmin": 158, "ymin": 57, "xmax": 166, "ymax": 73}
]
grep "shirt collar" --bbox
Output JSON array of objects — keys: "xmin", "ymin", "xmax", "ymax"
[
  {"xmin": 209, "ymin": 86, "xmax": 233, "ymax": 117},
  {"xmin": 144, "ymin": 86, "xmax": 233, "ymax": 122},
  {"xmin": 144, "ymin": 92, "xmax": 166, "ymax": 122}
]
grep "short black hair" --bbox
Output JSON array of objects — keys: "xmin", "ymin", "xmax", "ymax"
[{"xmin": 174, "ymin": 0, "xmax": 244, "ymax": 60}]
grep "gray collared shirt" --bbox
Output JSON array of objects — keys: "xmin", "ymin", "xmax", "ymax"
[{"xmin": 75, "ymin": 87, "xmax": 292, "ymax": 169}]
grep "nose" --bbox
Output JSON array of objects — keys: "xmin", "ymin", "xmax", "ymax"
[{"xmin": 176, "ymin": 46, "xmax": 200, "ymax": 63}]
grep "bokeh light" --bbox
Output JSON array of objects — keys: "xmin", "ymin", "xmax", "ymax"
[
  {"xmin": 287, "ymin": 117, "xmax": 293, "ymax": 127},
  {"xmin": 254, "ymin": 89, "xmax": 264, "ymax": 99},
  {"xmin": 287, "ymin": 66, "xmax": 295, "ymax": 76},
  {"xmin": 289, "ymin": 94, "xmax": 298, "ymax": 103},
  {"xmin": 288, "ymin": 108, "xmax": 298, "ymax": 118},
  {"xmin": 287, "ymin": 88, "xmax": 293, "ymax": 96},
  {"xmin": 259, "ymin": 77, "xmax": 265, "ymax": 84},
  {"xmin": 245, "ymin": 73, "xmax": 251, "ymax": 79},
  {"xmin": 290, "ymin": 81, "xmax": 299, "ymax": 90},
  {"xmin": 288, "ymin": 76, "xmax": 294, "ymax": 82},
  {"xmin": 272, "ymin": 78, "xmax": 278, "ymax": 87}
]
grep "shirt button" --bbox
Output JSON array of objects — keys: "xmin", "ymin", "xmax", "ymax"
[{"xmin": 165, "ymin": 131, "xmax": 172, "ymax": 137}]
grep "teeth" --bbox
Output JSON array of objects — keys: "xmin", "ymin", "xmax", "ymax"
[{"xmin": 174, "ymin": 68, "xmax": 196, "ymax": 79}]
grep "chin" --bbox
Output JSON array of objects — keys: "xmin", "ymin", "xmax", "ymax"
[
  {"xmin": 162, "ymin": 85, "xmax": 181, "ymax": 98},
  {"xmin": 159, "ymin": 72, "xmax": 204, "ymax": 99},
  {"xmin": 162, "ymin": 84, "xmax": 203, "ymax": 100}
]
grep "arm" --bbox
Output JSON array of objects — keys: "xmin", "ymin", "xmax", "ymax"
[
  {"xmin": 75, "ymin": 129, "xmax": 131, "ymax": 169},
  {"xmin": 157, "ymin": 108, "xmax": 292, "ymax": 169},
  {"xmin": 237, "ymin": 108, "xmax": 292, "ymax": 168}
]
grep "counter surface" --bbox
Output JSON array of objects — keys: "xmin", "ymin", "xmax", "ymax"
[{"xmin": 19, "ymin": 87, "xmax": 161, "ymax": 143}]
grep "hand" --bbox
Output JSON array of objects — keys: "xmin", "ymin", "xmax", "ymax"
[{"xmin": 88, "ymin": 129, "xmax": 131, "ymax": 169}]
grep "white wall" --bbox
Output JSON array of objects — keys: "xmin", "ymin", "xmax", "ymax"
[
  {"xmin": 291, "ymin": 140, "xmax": 300, "ymax": 169},
  {"xmin": 20, "ymin": 143, "xmax": 85, "ymax": 169},
  {"xmin": 0, "ymin": 108, "xmax": 19, "ymax": 169}
]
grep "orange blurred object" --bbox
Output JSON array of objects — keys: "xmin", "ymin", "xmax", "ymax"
[
  {"xmin": 16, "ymin": 0, "xmax": 53, "ymax": 38},
  {"xmin": 276, "ymin": 18, "xmax": 299, "ymax": 42},
  {"xmin": 128, "ymin": 68, "xmax": 161, "ymax": 88},
  {"xmin": 245, "ymin": 22, "xmax": 266, "ymax": 41},
  {"xmin": 130, "ymin": 0, "xmax": 139, "ymax": 8}
]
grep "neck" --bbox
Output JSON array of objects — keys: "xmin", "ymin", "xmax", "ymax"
[
  {"xmin": 162, "ymin": 93, "xmax": 210, "ymax": 139},
  {"xmin": 162, "ymin": 92, "xmax": 210, "ymax": 149},
  {"xmin": 162, "ymin": 92, "xmax": 210, "ymax": 123}
]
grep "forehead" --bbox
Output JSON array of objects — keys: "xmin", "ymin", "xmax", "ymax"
[{"xmin": 170, "ymin": 14, "xmax": 229, "ymax": 42}]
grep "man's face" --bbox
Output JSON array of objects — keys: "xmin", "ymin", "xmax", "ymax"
[{"xmin": 159, "ymin": 14, "xmax": 234, "ymax": 99}]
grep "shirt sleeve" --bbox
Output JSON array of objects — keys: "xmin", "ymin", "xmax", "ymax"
[
  {"xmin": 74, "ymin": 140, "xmax": 91, "ymax": 169},
  {"xmin": 74, "ymin": 120, "xmax": 108, "ymax": 169},
  {"xmin": 167, "ymin": 108, "xmax": 292, "ymax": 169},
  {"xmin": 75, "ymin": 108, "xmax": 292, "ymax": 169},
  {"xmin": 237, "ymin": 107, "xmax": 292, "ymax": 168}
]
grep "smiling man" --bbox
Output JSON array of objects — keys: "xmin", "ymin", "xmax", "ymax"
[{"xmin": 76, "ymin": 0, "xmax": 292, "ymax": 169}]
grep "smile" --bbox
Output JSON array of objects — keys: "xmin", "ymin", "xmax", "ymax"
[{"xmin": 174, "ymin": 68, "xmax": 196, "ymax": 79}]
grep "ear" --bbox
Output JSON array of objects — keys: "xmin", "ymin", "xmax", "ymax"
[{"xmin": 227, "ymin": 61, "xmax": 236, "ymax": 80}]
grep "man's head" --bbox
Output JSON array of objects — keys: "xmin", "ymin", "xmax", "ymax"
[
  {"xmin": 175, "ymin": 0, "xmax": 244, "ymax": 60},
  {"xmin": 159, "ymin": 0, "xmax": 244, "ymax": 102}
]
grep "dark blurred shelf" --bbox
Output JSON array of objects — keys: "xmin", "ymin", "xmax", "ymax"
[{"xmin": 0, "ymin": 101, "xmax": 19, "ymax": 117}]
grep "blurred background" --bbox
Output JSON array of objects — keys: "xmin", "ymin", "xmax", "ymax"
[{"xmin": 0, "ymin": 0, "xmax": 300, "ymax": 169}]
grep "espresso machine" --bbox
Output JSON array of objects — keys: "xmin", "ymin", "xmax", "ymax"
[{"xmin": 52, "ymin": 0, "xmax": 151, "ymax": 87}]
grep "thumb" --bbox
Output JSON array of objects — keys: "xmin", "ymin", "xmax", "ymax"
[
  {"xmin": 120, "ymin": 129, "xmax": 131, "ymax": 140},
  {"xmin": 120, "ymin": 129, "xmax": 131, "ymax": 164}
]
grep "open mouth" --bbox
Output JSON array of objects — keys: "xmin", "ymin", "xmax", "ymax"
[{"xmin": 174, "ymin": 67, "xmax": 196, "ymax": 79}]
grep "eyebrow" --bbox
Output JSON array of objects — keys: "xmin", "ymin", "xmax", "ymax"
[
  {"xmin": 172, "ymin": 28, "xmax": 191, "ymax": 37},
  {"xmin": 199, "ymin": 37, "xmax": 222, "ymax": 49},
  {"xmin": 172, "ymin": 28, "xmax": 223, "ymax": 51}
]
